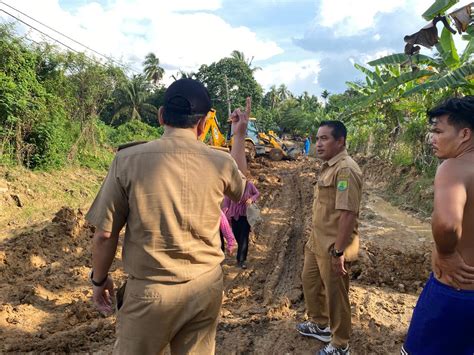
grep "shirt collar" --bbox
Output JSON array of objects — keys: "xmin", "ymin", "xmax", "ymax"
[
  {"xmin": 162, "ymin": 126, "xmax": 199, "ymax": 140},
  {"xmin": 324, "ymin": 149, "xmax": 348, "ymax": 167}
]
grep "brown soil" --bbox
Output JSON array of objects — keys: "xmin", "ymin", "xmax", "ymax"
[{"xmin": 1, "ymin": 157, "xmax": 433, "ymax": 354}]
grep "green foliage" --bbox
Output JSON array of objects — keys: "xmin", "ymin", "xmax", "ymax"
[
  {"xmin": 74, "ymin": 119, "xmax": 114, "ymax": 170},
  {"xmin": 422, "ymin": 0, "xmax": 459, "ymax": 20},
  {"xmin": 253, "ymin": 107, "xmax": 278, "ymax": 132},
  {"xmin": 26, "ymin": 105, "xmax": 73, "ymax": 170},
  {"xmin": 110, "ymin": 75, "xmax": 158, "ymax": 124},
  {"xmin": 367, "ymin": 53, "xmax": 439, "ymax": 67},
  {"xmin": 392, "ymin": 143, "xmax": 414, "ymax": 166},
  {"xmin": 438, "ymin": 28, "xmax": 460, "ymax": 69},
  {"xmin": 354, "ymin": 64, "xmax": 383, "ymax": 86},
  {"xmin": 143, "ymin": 52, "xmax": 164, "ymax": 85},
  {"xmin": 195, "ymin": 57, "xmax": 263, "ymax": 125},
  {"xmin": 109, "ymin": 120, "xmax": 163, "ymax": 147}
]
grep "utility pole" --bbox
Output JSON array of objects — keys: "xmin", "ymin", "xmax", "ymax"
[{"xmin": 224, "ymin": 75, "xmax": 231, "ymax": 117}]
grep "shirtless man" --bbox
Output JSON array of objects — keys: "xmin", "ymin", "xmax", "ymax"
[{"xmin": 402, "ymin": 96, "xmax": 474, "ymax": 355}]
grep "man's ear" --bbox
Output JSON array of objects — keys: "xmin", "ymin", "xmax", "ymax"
[
  {"xmin": 460, "ymin": 127, "xmax": 472, "ymax": 143},
  {"xmin": 337, "ymin": 136, "xmax": 346, "ymax": 148},
  {"xmin": 197, "ymin": 116, "xmax": 207, "ymax": 137},
  {"xmin": 158, "ymin": 107, "xmax": 165, "ymax": 126}
]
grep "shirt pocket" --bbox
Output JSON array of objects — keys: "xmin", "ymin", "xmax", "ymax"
[{"xmin": 317, "ymin": 175, "xmax": 334, "ymax": 205}]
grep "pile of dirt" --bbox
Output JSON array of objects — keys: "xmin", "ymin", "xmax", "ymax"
[
  {"xmin": 0, "ymin": 166, "xmax": 103, "ymax": 241},
  {"xmin": 353, "ymin": 242, "xmax": 431, "ymax": 293},
  {"xmin": 0, "ymin": 207, "xmax": 123, "ymax": 353}
]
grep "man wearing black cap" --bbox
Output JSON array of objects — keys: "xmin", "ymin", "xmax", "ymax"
[{"xmin": 86, "ymin": 79, "xmax": 249, "ymax": 354}]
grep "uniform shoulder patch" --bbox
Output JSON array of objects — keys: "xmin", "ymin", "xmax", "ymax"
[
  {"xmin": 117, "ymin": 141, "xmax": 148, "ymax": 151},
  {"xmin": 337, "ymin": 180, "xmax": 348, "ymax": 191}
]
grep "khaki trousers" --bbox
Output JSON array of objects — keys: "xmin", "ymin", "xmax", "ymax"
[
  {"xmin": 114, "ymin": 266, "xmax": 223, "ymax": 355},
  {"xmin": 301, "ymin": 244, "xmax": 351, "ymax": 347}
]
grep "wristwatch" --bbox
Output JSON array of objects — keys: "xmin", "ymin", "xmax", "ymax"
[
  {"xmin": 330, "ymin": 247, "xmax": 344, "ymax": 258},
  {"xmin": 89, "ymin": 270, "xmax": 108, "ymax": 287}
]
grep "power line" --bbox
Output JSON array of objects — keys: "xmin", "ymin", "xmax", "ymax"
[
  {"xmin": 0, "ymin": 1, "xmax": 142, "ymax": 74},
  {"xmin": 0, "ymin": 0, "xmax": 141, "ymax": 73}
]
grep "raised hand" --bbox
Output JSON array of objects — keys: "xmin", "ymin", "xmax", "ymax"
[{"xmin": 231, "ymin": 97, "xmax": 251, "ymax": 138}]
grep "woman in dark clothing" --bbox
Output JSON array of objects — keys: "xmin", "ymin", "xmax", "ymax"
[{"xmin": 222, "ymin": 180, "xmax": 260, "ymax": 269}]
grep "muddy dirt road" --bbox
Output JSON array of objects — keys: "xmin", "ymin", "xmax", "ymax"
[{"xmin": 0, "ymin": 158, "xmax": 433, "ymax": 354}]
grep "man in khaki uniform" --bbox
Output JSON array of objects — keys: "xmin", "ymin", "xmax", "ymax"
[
  {"xmin": 85, "ymin": 79, "xmax": 250, "ymax": 354},
  {"xmin": 297, "ymin": 121, "xmax": 363, "ymax": 355}
]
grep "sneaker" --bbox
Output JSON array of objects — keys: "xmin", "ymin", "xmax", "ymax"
[
  {"xmin": 318, "ymin": 343, "xmax": 350, "ymax": 355},
  {"xmin": 238, "ymin": 261, "xmax": 247, "ymax": 269},
  {"xmin": 296, "ymin": 321, "xmax": 331, "ymax": 342}
]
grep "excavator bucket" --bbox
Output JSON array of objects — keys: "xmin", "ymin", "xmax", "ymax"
[
  {"xmin": 269, "ymin": 148, "xmax": 284, "ymax": 161},
  {"xmin": 285, "ymin": 146, "xmax": 300, "ymax": 160}
]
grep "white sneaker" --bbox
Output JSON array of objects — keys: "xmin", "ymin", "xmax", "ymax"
[{"xmin": 317, "ymin": 343, "xmax": 350, "ymax": 355}]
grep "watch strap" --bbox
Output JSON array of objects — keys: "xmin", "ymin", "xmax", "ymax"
[{"xmin": 90, "ymin": 270, "xmax": 108, "ymax": 287}]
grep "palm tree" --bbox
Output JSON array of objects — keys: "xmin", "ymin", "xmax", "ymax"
[
  {"xmin": 277, "ymin": 84, "xmax": 291, "ymax": 101},
  {"xmin": 230, "ymin": 50, "xmax": 262, "ymax": 73},
  {"xmin": 299, "ymin": 92, "xmax": 321, "ymax": 111},
  {"xmin": 112, "ymin": 75, "xmax": 157, "ymax": 122},
  {"xmin": 170, "ymin": 70, "xmax": 195, "ymax": 81},
  {"xmin": 143, "ymin": 52, "xmax": 164, "ymax": 86},
  {"xmin": 264, "ymin": 85, "xmax": 280, "ymax": 110}
]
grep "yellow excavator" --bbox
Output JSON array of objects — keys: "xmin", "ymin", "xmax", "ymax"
[
  {"xmin": 198, "ymin": 109, "xmax": 258, "ymax": 159},
  {"xmin": 198, "ymin": 109, "xmax": 228, "ymax": 149},
  {"xmin": 198, "ymin": 109, "xmax": 299, "ymax": 161},
  {"xmin": 256, "ymin": 130, "xmax": 299, "ymax": 161}
]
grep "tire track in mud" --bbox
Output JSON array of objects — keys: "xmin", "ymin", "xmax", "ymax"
[
  {"xmin": 217, "ymin": 160, "xmax": 317, "ymax": 353},
  {"xmin": 263, "ymin": 169, "xmax": 306, "ymax": 304}
]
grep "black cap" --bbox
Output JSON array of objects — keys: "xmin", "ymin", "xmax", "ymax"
[{"xmin": 164, "ymin": 79, "xmax": 211, "ymax": 116}]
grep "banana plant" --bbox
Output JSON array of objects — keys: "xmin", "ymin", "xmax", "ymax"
[{"xmin": 422, "ymin": 0, "xmax": 459, "ymax": 20}]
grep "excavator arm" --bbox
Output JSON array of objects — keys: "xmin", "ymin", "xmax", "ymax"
[{"xmin": 198, "ymin": 109, "xmax": 227, "ymax": 148}]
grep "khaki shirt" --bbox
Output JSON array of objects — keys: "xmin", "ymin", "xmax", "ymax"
[
  {"xmin": 310, "ymin": 149, "xmax": 363, "ymax": 261},
  {"xmin": 86, "ymin": 127, "xmax": 245, "ymax": 283}
]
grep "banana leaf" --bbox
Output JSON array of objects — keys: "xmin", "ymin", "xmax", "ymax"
[
  {"xmin": 461, "ymin": 39, "xmax": 474, "ymax": 63},
  {"xmin": 368, "ymin": 53, "xmax": 440, "ymax": 67},
  {"xmin": 461, "ymin": 33, "xmax": 474, "ymax": 63},
  {"xmin": 402, "ymin": 63, "xmax": 474, "ymax": 96},
  {"xmin": 422, "ymin": 0, "xmax": 459, "ymax": 20},
  {"xmin": 354, "ymin": 64, "xmax": 384, "ymax": 86},
  {"xmin": 345, "ymin": 81, "xmax": 364, "ymax": 92},
  {"xmin": 373, "ymin": 70, "xmax": 435, "ymax": 97},
  {"xmin": 439, "ymin": 27, "xmax": 460, "ymax": 68}
]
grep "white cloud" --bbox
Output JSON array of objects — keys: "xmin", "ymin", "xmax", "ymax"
[
  {"xmin": 254, "ymin": 59, "xmax": 321, "ymax": 94},
  {"xmin": 317, "ymin": 0, "xmax": 435, "ymax": 36},
  {"xmin": 1, "ymin": 0, "xmax": 282, "ymax": 75}
]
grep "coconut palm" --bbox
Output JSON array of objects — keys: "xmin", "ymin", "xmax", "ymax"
[
  {"xmin": 230, "ymin": 50, "xmax": 262, "ymax": 73},
  {"xmin": 170, "ymin": 70, "xmax": 195, "ymax": 81},
  {"xmin": 112, "ymin": 75, "xmax": 157, "ymax": 123},
  {"xmin": 143, "ymin": 52, "xmax": 164, "ymax": 86}
]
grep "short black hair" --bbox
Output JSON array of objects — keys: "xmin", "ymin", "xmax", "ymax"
[
  {"xmin": 162, "ymin": 110, "xmax": 206, "ymax": 129},
  {"xmin": 319, "ymin": 120, "xmax": 347, "ymax": 143},
  {"xmin": 427, "ymin": 96, "xmax": 474, "ymax": 130},
  {"xmin": 163, "ymin": 79, "xmax": 212, "ymax": 128}
]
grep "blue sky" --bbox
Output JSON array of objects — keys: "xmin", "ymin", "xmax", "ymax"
[{"xmin": 1, "ymin": 0, "xmax": 471, "ymax": 96}]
